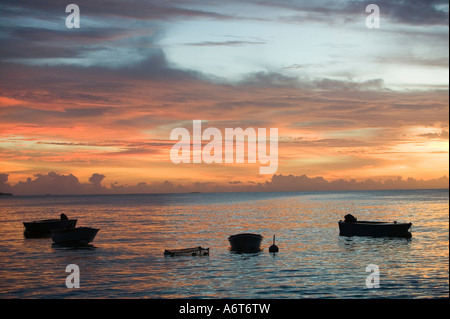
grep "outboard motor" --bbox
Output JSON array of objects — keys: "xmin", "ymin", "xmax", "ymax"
[{"xmin": 344, "ymin": 214, "xmax": 357, "ymax": 223}]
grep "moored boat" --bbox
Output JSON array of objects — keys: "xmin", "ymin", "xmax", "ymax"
[
  {"xmin": 51, "ymin": 227, "xmax": 99, "ymax": 246},
  {"xmin": 228, "ymin": 233, "xmax": 263, "ymax": 253},
  {"xmin": 23, "ymin": 216, "xmax": 77, "ymax": 238},
  {"xmin": 338, "ymin": 214, "xmax": 412, "ymax": 238}
]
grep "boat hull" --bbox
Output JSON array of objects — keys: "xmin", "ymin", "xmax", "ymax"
[
  {"xmin": 338, "ymin": 221, "xmax": 412, "ymax": 238},
  {"xmin": 228, "ymin": 233, "xmax": 263, "ymax": 253},
  {"xmin": 23, "ymin": 219, "xmax": 77, "ymax": 238},
  {"xmin": 52, "ymin": 227, "xmax": 99, "ymax": 246}
]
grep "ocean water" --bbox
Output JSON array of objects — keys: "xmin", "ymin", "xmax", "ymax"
[{"xmin": 0, "ymin": 189, "xmax": 448, "ymax": 299}]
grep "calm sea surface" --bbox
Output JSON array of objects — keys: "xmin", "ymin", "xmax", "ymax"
[{"xmin": 0, "ymin": 189, "xmax": 448, "ymax": 298}]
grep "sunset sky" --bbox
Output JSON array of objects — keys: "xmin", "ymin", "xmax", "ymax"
[{"xmin": 0, "ymin": 0, "xmax": 448, "ymax": 194}]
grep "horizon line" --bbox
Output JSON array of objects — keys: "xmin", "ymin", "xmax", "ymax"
[{"xmin": 2, "ymin": 187, "xmax": 448, "ymax": 197}]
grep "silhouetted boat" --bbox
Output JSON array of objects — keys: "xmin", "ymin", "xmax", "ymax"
[
  {"xmin": 23, "ymin": 218, "xmax": 77, "ymax": 238},
  {"xmin": 228, "ymin": 233, "xmax": 263, "ymax": 253},
  {"xmin": 338, "ymin": 215, "xmax": 412, "ymax": 238},
  {"xmin": 51, "ymin": 227, "xmax": 99, "ymax": 246}
]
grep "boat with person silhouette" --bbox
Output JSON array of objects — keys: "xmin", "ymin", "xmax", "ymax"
[
  {"xmin": 23, "ymin": 213, "xmax": 77, "ymax": 238},
  {"xmin": 338, "ymin": 214, "xmax": 412, "ymax": 238}
]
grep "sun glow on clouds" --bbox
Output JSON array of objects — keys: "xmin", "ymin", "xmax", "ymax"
[{"xmin": 0, "ymin": 0, "xmax": 448, "ymax": 191}]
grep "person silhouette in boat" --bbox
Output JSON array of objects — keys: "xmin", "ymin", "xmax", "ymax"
[
  {"xmin": 60, "ymin": 213, "xmax": 68, "ymax": 220},
  {"xmin": 344, "ymin": 214, "xmax": 357, "ymax": 223}
]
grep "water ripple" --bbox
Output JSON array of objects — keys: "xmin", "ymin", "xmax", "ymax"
[{"xmin": 0, "ymin": 190, "xmax": 448, "ymax": 298}]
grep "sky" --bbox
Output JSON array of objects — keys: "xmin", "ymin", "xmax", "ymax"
[{"xmin": 0, "ymin": 0, "xmax": 449, "ymax": 195}]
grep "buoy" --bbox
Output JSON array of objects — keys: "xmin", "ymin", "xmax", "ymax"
[{"xmin": 269, "ymin": 235, "xmax": 279, "ymax": 253}]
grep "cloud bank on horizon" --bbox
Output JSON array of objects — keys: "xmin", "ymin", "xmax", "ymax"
[
  {"xmin": 0, "ymin": 0, "xmax": 448, "ymax": 194},
  {"xmin": 0, "ymin": 172, "xmax": 448, "ymax": 195}
]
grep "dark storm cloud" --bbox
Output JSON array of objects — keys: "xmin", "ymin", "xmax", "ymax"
[
  {"xmin": 0, "ymin": 0, "xmax": 234, "ymax": 67},
  {"xmin": 0, "ymin": 26, "xmax": 139, "ymax": 60},
  {"xmin": 7, "ymin": 26, "xmax": 132, "ymax": 43},
  {"xmin": 0, "ymin": 37, "xmax": 81, "ymax": 59},
  {"xmin": 0, "ymin": 48, "xmax": 202, "ymax": 98},
  {"xmin": 0, "ymin": 0, "xmax": 232, "ymax": 21}
]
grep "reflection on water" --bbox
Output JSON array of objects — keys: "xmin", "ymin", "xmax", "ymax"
[
  {"xmin": 0, "ymin": 189, "xmax": 448, "ymax": 298},
  {"xmin": 51, "ymin": 244, "xmax": 98, "ymax": 250}
]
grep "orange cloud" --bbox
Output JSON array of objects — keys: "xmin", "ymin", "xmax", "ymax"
[{"xmin": 1, "ymin": 48, "xmax": 448, "ymax": 189}]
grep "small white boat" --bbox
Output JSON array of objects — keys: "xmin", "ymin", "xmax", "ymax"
[{"xmin": 51, "ymin": 227, "xmax": 99, "ymax": 246}]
